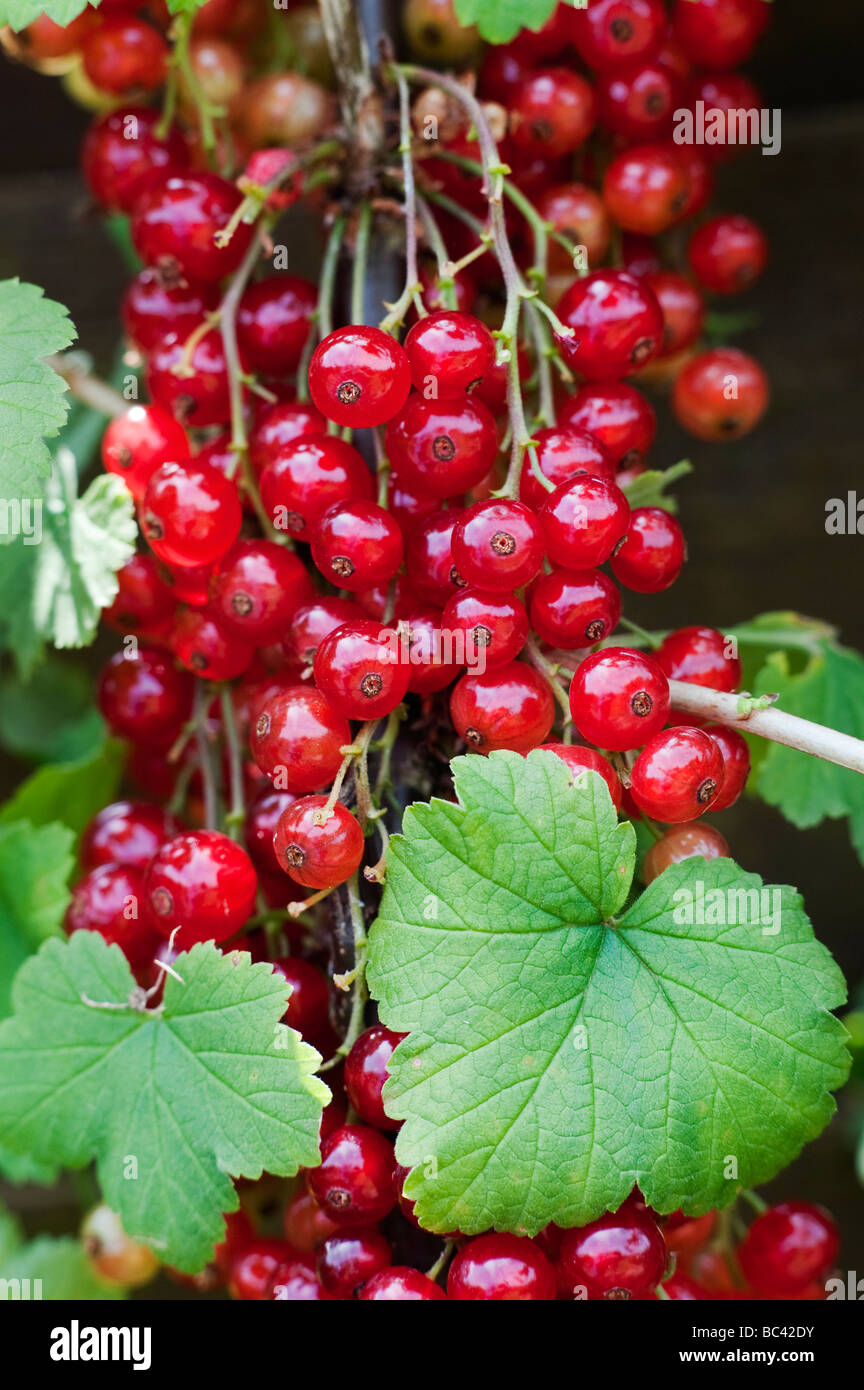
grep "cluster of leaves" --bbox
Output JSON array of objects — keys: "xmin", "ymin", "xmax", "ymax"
[
  {"xmin": 0, "ymin": 0, "xmax": 204, "ymax": 29},
  {"xmin": 0, "ymin": 1201, "xmax": 126, "ymax": 1299}
]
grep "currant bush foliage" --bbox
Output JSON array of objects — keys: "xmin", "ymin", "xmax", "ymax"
[
  {"xmin": 0, "ymin": 934, "xmax": 329, "ymax": 1271},
  {"xmin": 368, "ymin": 752, "xmax": 850, "ymax": 1236},
  {"xmin": 0, "ymin": 818, "xmax": 75, "ymax": 1020},
  {"xmin": 0, "ymin": 278, "xmax": 75, "ymax": 506},
  {"xmin": 454, "ymin": 0, "xmax": 557, "ymax": 45},
  {"xmin": 0, "ymin": 0, "xmax": 204, "ymax": 31}
]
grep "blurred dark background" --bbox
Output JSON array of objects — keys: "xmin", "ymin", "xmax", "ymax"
[{"xmin": 1, "ymin": 0, "xmax": 862, "ymax": 1280}]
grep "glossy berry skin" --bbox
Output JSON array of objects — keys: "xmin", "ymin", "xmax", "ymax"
[
  {"xmin": 270, "ymin": 956, "xmax": 335, "ymax": 1054},
  {"xmin": 403, "ymin": 606, "xmax": 464, "ymax": 695},
  {"xmin": 386, "ymin": 394, "xmax": 498, "ymax": 500},
  {"xmin": 308, "ymin": 326, "xmax": 411, "ymax": 428},
  {"xmin": 672, "ymin": 347, "xmax": 769, "ymax": 440},
  {"xmin": 559, "ymin": 381, "xmax": 656, "ymax": 471},
  {"xmin": 344, "ymin": 1025, "xmax": 405, "ymax": 1132},
  {"xmin": 682, "ymin": 71, "xmax": 764, "ymax": 166},
  {"xmin": 539, "ymin": 474, "xmax": 630, "ymax": 570},
  {"xmin": 738, "ymin": 1202, "xmax": 839, "ymax": 1295},
  {"xmin": 442, "ymin": 588, "xmax": 529, "ymax": 671},
  {"xmin": 283, "ymin": 1189, "xmax": 342, "ymax": 1252},
  {"xmin": 452, "ymin": 499, "xmax": 545, "ymax": 591},
  {"xmin": 596, "ymin": 62, "xmax": 679, "ymax": 143},
  {"xmin": 146, "ymin": 327, "xmax": 231, "ymax": 429},
  {"xmin": 405, "ymin": 509, "xmax": 465, "ymax": 607},
  {"xmin": 234, "ymin": 275, "xmax": 317, "ymax": 376},
  {"xmin": 556, "ymin": 271, "xmax": 664, "ymax": 379},
  {"xmin": 273, "ymin": 797, "xmax": 364, "ymax": 890},
  {"xmin": 288, "ymin": 597, "xmax": 367, "ymax": 666},
  {"xmin": 657, "ymin": 625, "xmax": 741, "ymax": 693},
  {"xmin": 244, "ymin": 790, "xmax": 295, "ymax": 875},
  {"xmin": 603, "ymin": 144, "xmax": 690, "ymax": 237},
  {"xmin": 630, "ymin": 726, "xmax": 726, "ymax": 822},
  {"xmin": 448, "ymin": 1235, "xmax": 556, "ymax": 1301},
  {"xmin": 673, "ymin": 0, "xmax": 770, "ymax": 70},
  {"xmin": 103, "ymin": 550, "xmax": 174, "ymax": 640},
  {"xmin": 171, "ymin": 606, "xmax": 254, "ymax": 680},
  {"xmin": 511, "ymin": 69, "xmax": 596, "ymax": 158},
  {"xmin": 538, "ymin": 743, "xmax": 623, "ymax": 811},
  {"xmin": 535, "ymin": 183, "xmax": 611, "ymax": 274},
  {"xmin": 144, "ymin": 830, "xmax": 258, "ymax": 947},
  {"xmin": 316, "ymin": 1230, "xmax": 392, "ymax": 1299},
  {"xmin": 404, "ymin": 310, "xmax": 495, "ymax": 397},
  {"xmin": 251, "ymin": 686, "xmax": 351, "ymax": 792},
  {"xmin": 270, "ymin": 1253, "xmax": 333, "ymax": 1302},
  {"xmin": 131, "ymin": 173, "xmax": 254, "ymax": 284},
  {"xmin": 311, "ymin": 500, "xmax": 404, "ymax": 592},
  {"xmin": 259, "ymin": 437, "xmax": 373, "ymax": 540},
  {"xmin": 529, "ymin": 568, "xmax": 621, "ymax": 651},
  {"xmin": 451, "ymin": 662, "xmax": 555, "ymax": 754},
  {"xmin": 209, "ymin": 540, "xmax": 314, "ymax": 642},
  {"xmin": 64, "ymin": 864, "xmax": 160, "ymax": 967},
  {"xmin": 313, "ymin": 620, "xmax": 410, "ymax": 721},
  {"xmin": 359, "ymin": 1267, "xmax": 447, "ymax": 1301},
  {"xmin": 557, "ymin": 1211, "xmax": 667, "ymax": 1300},
  {"xmin": 81, "ymin": 801, "xmax": 178, "ymax": 873},
  {"xmin": 643, "ymin": 822, "xmax": 730, "ymax": 883},
  {"xmin": 249, "ymin": 401, "xmax": 327, "ymax": 474},
  {"xmin": 101, "ymin": 403, "xmax": 191, "ymax": 503},
  {"xmin": 228, "ymin": 1240, "xmax": 300, "ymax": 1301},
  {"xmin": 122, "ymin": 269, "xmax": 217, "ymax": 356},
  {"xmin": 142, "ymin": 460, "xmax": 242, "ymax": 569},
  {"xmin": 688, "ymin": 214, "xmax": 768, "ymax": 295},
  {"xmin": 643, "ymin": 270, "xmax": 705, "ymax": 357},
  {"xmin": 520, "ymin": 427, "xmax": 614, "ymax": 511},
  {"xmin": 705, "ymin": 723, "xmax": 750, "ymax": 810},
  {"xmin": 611, "ymin": 506, "xmax": 685, "ymax": 593},
  {"xmin": 82, "ymin": 16, "xmax": 168, "ymax": 95},
  {"xmin": 569, "ymin": 0, "xmax": 667, "ymax": 72},
  {"xmin": 569, "ymin": 647, "xmax": 670, "ymax": 751},
  {"xmin": 82, "ymin": 108, "xmax": 188, "ymax": 214},
  {"xmin": 98, "ymin": 647, "xmax": 193, "ymax": 746},
  {"xmin": 306, "ymin": 1124, "xmax": 396, "ymax": 1226}
]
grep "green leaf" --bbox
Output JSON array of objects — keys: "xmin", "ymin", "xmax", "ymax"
[
  {"xmin": 0, "ymin": 1202, "xmax": 23, "ymax": 1264},
  {"xmin": 0, "ymin": 655, "xmax": 106, "ymax": 763},
  {"xmin": 622, "ymin": 459, "xmax": 693, "ymax": 514},
  {"xmin": 368, "ymin": 751, "xmax": 849, "ymax": 1235},
  {"xmin": 0, "ymin": 739, "xmax": 126, "ymax": 840},
  {"xmin": 0, "ymin": 279, "xmax": 75, "ymax": 506},
  {"xmin": 0, "ymin": 1140, "xmax": 59, "ymax": 1187},
  {"xmin": 0, "ymin": 453, "xmax": 136, "ymax": 677},
  {"xmin": 0, "ymin": 819, "xmax": 75, "ymax": 1021},
  {"xmin": 0, "ymin": 934, "xmax": 329, "ymax": 1271},
  {"xmin": 454, "ymin": 0, "xmax": 557, "ymax": 44},
  {"xmin": 0, "ymin": 1236, "xmax": 126, "ymax": 1300}
]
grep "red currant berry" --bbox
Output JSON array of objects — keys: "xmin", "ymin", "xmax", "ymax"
[
  {"xmin": 316, "ymin": 1229, "xmax": 391, "ymax": 1299},
  {"xmin": 144, "ymin": 830, "xmax": 258, "ymax": 946},
  {"xmin": 673, "ymin": 347, "xmax": 768, "ymax": 440},
  {"xmin": 643, "ymin": 822, "xmax": 730, "ymax": 883},
  {"xmin": 308, "ymin": 326, "xmax": 411, "ymax": 428},
  {"xmin": 270, "ymin": 1252, "xmax": 333, "ymax": 1301},
  {"xmin": 145, "ymin": 327, "xmax": 231, "ymax": 428},
  {"xmin": 209, "ymin": 540, "xmax": 314, "ymax": 642},
  {"xmin": 673, "ymin": 0, "xmax": 771, "ymax": 70},
  {"xmin": 529, "ymin": 567, "xmax": 621, "ymax": 650},
  {"xmin": 559, "ymin": 381, "xmax": 656, "ymax": 471},
  {"xmin": 448, "ymin": 1234, "xmax": 556, "ymax": 1301},
  {"xmin": 306, "ymin": 1124, "xmax": 396, "ymax": 1226},
  {"xmin": 738, "ymin": 1202, "xmax": 839, "ymax": 1295},
  {"xmin": 596, "ymin": 62, "xmax": 680, "ymax": 143},
  {"xmin": 569, "ymin": 647, "xmax": 670, "ymax": 751},
  {"xmin": 122, "ymin": 268, "xmax": 218, "ymax": 355},
  {"xmin": 171, "ymin": 606, "xmax": 254, "ymax": 680},
  {"xmin": 20, "ymin": 11, "xmax": 94, "ymax": 59},
  {"xmin": 603, "ymin": 143, "xmax": 690, "ymax": 236},
  {"xmin": 359, "ymin": 1267, "xmax": 447, "ymax": 1300},
  {"xmin": 556, "ymin": 270, "xmax": 664, "ymax": 378},
  {"xmin": 471, "ymin": 341, "xmax": 531, "ymax": 416},
  {"xmin": 259, "ymin": 436, "xmax": 372, "ymax": 540},
  {"xmin": 102, "ymin": 552, "xmax": 175, "ymax": 638},
  {"xmin": 568, "ymin": 0, "xmax": 666, "ymax": 72},
  {"xmin": 82, "ymin": 15, "xmax": 168, "ymax": 95},
  {"xmin": 630, "ymin": 726, "xmax": 726, "ymax": 822},
  {"xmin": 511, "ymin": 69, "xmax": 596, "ymax": 158},
  {"xmin": 704, "ymin": 723, "xmax": 750, "ymax": 810},
  {"xmin": 404, "ymin": 310, "xmax": 495, "ymax": 397},
  {"xmin": 64, "ymin": 864, "xmax": 161, "ymax": 967},
  {"xmin": 405, "ymin": 508, "xmax": 465, "ymax": 606},
  {"xmin": 611, "ymin": 505, "xmax": 685, "ymax": 593},
  {"xmin": 244, "ymin": 790, "xmax": 296, "ymax": 875},
  {"xmin": 539, "ymin": 743, "xmax": 623, "ymax": 810},
  {"xmin": 273, "ymin": 796, "xmax": 364, "ymax": 890},
  {"xmin": 344, "ymin": 1024, "xmax": 405, "ymax": 1132},
  {"xmin": 688, "ymin": 214, "xmax": 768, "ymax": 295},
  {"xmin": 248, "ymin": 400, "xmax": 327, "ymax": 474},
  {"xmin": 251, "ymin": 686, "xmax": 351, "ymax": 792},
  {"xmin": 675, "ymin": 145, "xmax": 715, "ymax": 217},
  {"xmin": 539, "ymin": 474, "xmax": 630, "ymax": 570},
  {"xmin": 131, "ymin": 173, "xmax": 254, "ymax": 284},
  {"xmin": 403, "ymin": 606, "xmax": 464, "ymax": 694},
  {"xmin": 141, "ymin": 460, "xmax": 242, "ymax": 570},
  {"xmin": 283, "ymin": 1189, "xmax": 343, "ymax": 1252},
  {"xmin": 81, "ymin": 800, "xmax": 178, "ymax": 873},
  {"xmin": 442, "ymin": 588, "xmax": 529, "ymax": 670},
  {"xmin": 156, "ymin": 559, "xmax": 215, "ymax": 608},
  {"xmin": 452, "ymin": 499, "xmax": 544, "ymax": 590},
  {"xmin": 451, "ymin": 661, "xmax": 555, "ymax": 753},
  {"xmin": 270, "ymin": 956, "xmax": 336, "ymax": 1054},
  {"xmin": 643, "ymin": 270, "xmax": 705, "ymax": 357},
  {"xmin": 236, "ymin": 275, "xmax": 317, "ymax": 376},
  {"xmin": 520, "ymin": 427, "xmax": 614, "ymax": 511},
  {"xmin": 386, "ymin": 394, "xmax": 498, "ymax": 500},
  {"xmin": 288, "ymin": 597, "xmax": 366, "ymax": 667},
  {"xmin": 228, "ymin": 1240, "xmax": 297, "ymax": 1301},
  {"xmin": 311, "ymin": 500, "xmax": 404, "ymax": 592},
  {"xmin": 534, "ymin": 183, "xmax": 612, "ymax": 274},
  {"xmin": 557, "ymin": 1210, "xmax": 668, "ymax": 1299},
  {"xmin": 313, "ymin": 620, "xmax": 410, "ymax": 720},
  {"xmin": 98, "ymin": 647, "xmax": 193, "ymax": 746},
  {"xmin": 82, "ymin": 107, "xmax": 188, "ymax": 214},
  {"xmin": 102, "ymin": 403, "xmax": 191, "ymax": 502},
  {"xmin": 657, "ymin": 625, "xmax": 741, "ymax": 693}
]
